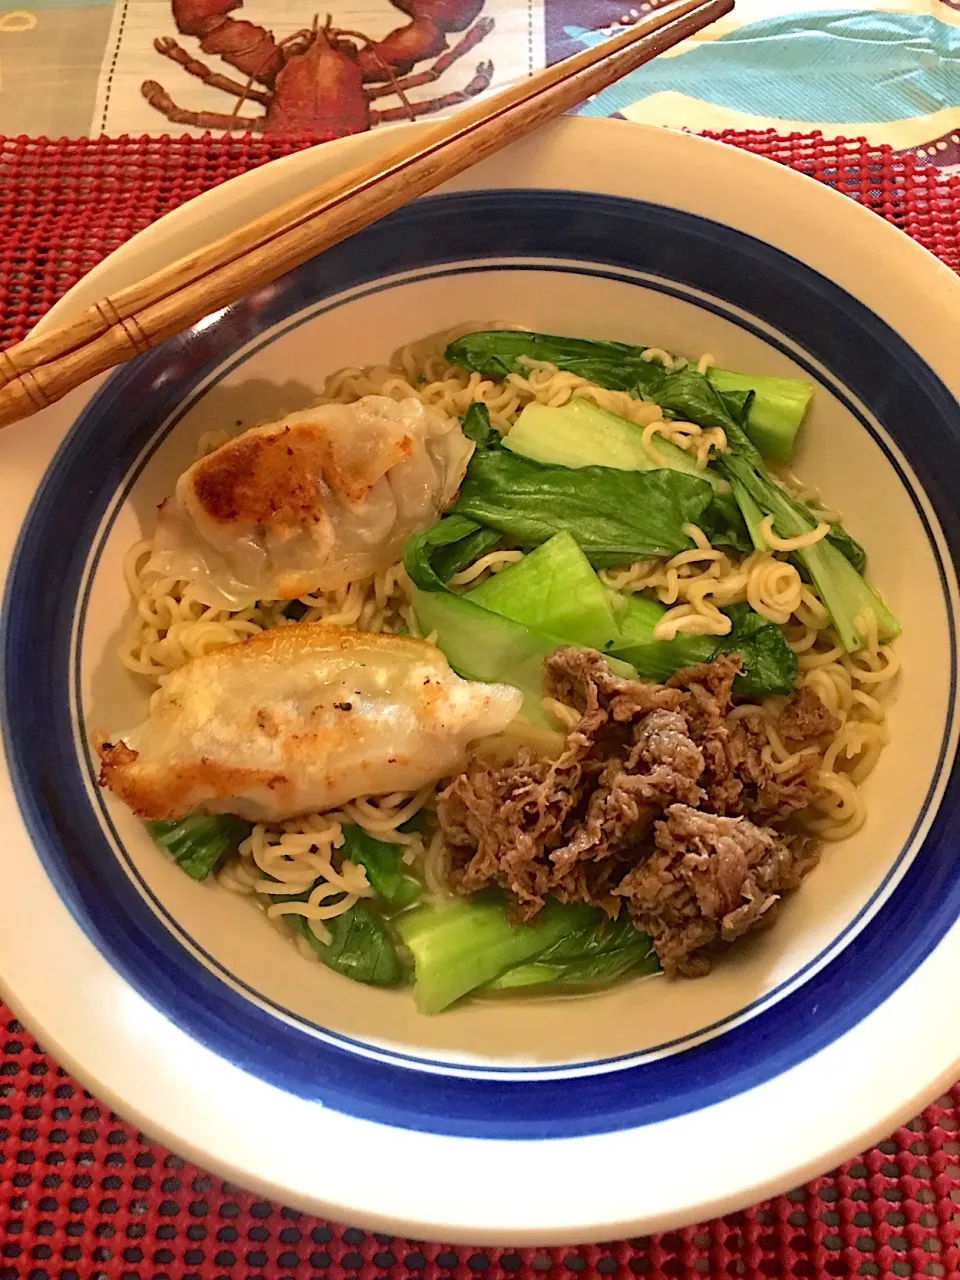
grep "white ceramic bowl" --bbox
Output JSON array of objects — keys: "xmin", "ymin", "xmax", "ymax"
[{"xmin": 2, "ymin": 118, "xmax": 960, "ymax": 1244}]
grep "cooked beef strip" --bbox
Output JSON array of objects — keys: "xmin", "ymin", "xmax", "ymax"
[
  {"xmin": 436, "ymin": 648, "xmax": 824, "ymax": 974},
  {"xmin": 438, "ymin": 747, "xmax": 583, "ymax": 913},
  {"xmin": 778, "ymin": 686, "xmax": 841, "ymax": 743},
  {"xmin": 616, "ymin": 804, "xmax": 819, "ymax": 976},
  {"xmin": 666, "ymin": 655, "xmax": 743, "ymax": 817},
  {"xmin": 665, "ymin": 657, "xmax": 822, "ymax": 826},
  {"xmin": 726, "ymin": 710, "xmax": 817, "ymax": 826}
]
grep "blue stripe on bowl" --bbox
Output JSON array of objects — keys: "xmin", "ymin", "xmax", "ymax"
[{"xmin": 3, "ymin": 190, "xmax": 960, "ymax": 1139}]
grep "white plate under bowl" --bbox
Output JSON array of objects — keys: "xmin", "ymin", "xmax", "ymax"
[{"xmin": 2, "ymin": 119, "xmax": 960, "ymax": 1244}]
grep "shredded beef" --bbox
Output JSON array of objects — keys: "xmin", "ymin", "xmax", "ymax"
[
  {"xmin": 778, "ymin": 686, "xmax": 840, "ymax": 743},
  {"xmin": 665, "ymin": 657, "xmax": 819, "ymax": 825},
  {"xmin": 666, "ymin": 655, "xmax": 742, "ymax": 815},
  {"xmin": 438, "ymin": 748, "xmax": 582, "ymax": 913},
  {"xmin": 436, "ymin": 647, "xmax": 824, "ymax": 975},
  {"xmin": 727, "ymin": 710, "xmax": 817, "ymax": 825},
  {"xmin": 549, "ymin": 708, "xmax": 706, "ymax": 879},
  {"xmin": 616, "ymin": 804, "xmax": 819, "ymax": 975},
  {"xmin": 543, "ymin": 645, "xmax": 687, "ymax": 733}
]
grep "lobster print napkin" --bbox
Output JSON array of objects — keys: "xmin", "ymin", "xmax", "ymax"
[
  {"xmin": 95, "ymin": 0, "xmax": 542, "ymax": 138},
  {"xmin": 0, "ymin": 2, "xmax": 960, "ymax": 165}
]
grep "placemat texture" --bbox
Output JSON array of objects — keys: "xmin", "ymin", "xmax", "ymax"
[{"xmin": 1, "ymin": 128, "xmax": 959, "ymax": 1279}]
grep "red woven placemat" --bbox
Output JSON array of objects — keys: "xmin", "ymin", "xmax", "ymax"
[{"xmin": 1, "ymin": 129, "xmax": 959, "ymax": 1278}]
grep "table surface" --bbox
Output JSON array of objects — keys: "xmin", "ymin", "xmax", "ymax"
[{"xmin": 3, "ymin": 0, "xmax": 960, "ymax": 165}]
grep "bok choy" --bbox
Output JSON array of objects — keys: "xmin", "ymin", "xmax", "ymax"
[
  {"xmin": 451, "ymin": 404, "xmax": 716, "ymax": 565},
  {"xmin": 465, "ymin": 532, "xmax": 797, "ymax": 696},
  {"xmin": 504, "ymin": 397, "xmax": 710, "ymax": 479},
  {"xmin": 148, "ymin": 813, "xmax": 252, "ymax": 881},
  {"xmin": 288, "ymin": 906, "xmax": 404, "ymax": 986},
  {"xmin": 467, "ymin": 531, "xmax": 620, "ymax": 652},
  {"xmin": 339, "ymin": 825, "xmax": 421, "ymax": 910},
  {"xmin": 448, "ymin": 334, "xmax": 897, "ymax": 652},
  {"xmin": 408, "ymin": 578, "xmax": 635, "ymax": 726},
  {"xmin": 446, "ymin": 329, "xmax": 814, "ymax": 463},
  {"xmin": 397, "ymin": 894, "xmax": 659, "ymax": 1013},
  {"xmin": 486, "ymin": 912, "xmax": 660, "ymax": 992},
  {"xmin": 267, "ymin": 823, "xmax": 420, "ymax": 987},
  {"xmin": 717, "ymin": 435, "xmax": 898, "ymax": 652},
  {"xmin": 500, "ymin": 398, "xmax": 748, "ymax": 551}
]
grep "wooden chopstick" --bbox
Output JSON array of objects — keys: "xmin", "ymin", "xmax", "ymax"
[{"xmin": 0, "ymin": 0, "xmax": 732, "ymax": 429}]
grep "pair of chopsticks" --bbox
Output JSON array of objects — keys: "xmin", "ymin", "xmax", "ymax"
[{"xmin": 0, "ymin": 0, "xmax": 732, "ymax": 429}]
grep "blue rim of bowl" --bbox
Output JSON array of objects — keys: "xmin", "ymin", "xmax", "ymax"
[{"xmin": 3, "ymin": 190, "xmax": 960, "ymax": 1140}]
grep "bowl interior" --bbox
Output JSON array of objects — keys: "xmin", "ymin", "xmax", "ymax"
[{"xmin": 6, "ymin": 184, "xmax": 959, "ymax": 1139}]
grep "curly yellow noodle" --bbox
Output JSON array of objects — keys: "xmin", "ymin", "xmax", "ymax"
[
  {"xmin": 759, "ymin": 516, "xmax": 831, "ymax": 552},
  {"xmin": 218, "ymin": 791, "xmax": 432, "ymax": 942},
  {"xmin": 446, "ymin": 549, "xmax": 525, "ymax": 587},
  {"xmin": 601, "ymin": 541, "xmax": 805, "ymax": 639},
  {"xmin": 640, "ymin": 347, "xmax": 686, "ymax": 371},
  {"xmin": 641, "ymin": 420, "xmax": 727, "ymax": 469}
]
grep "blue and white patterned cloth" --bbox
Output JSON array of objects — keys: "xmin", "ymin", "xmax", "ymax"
[{"xmin": 561, "ymin": 2, "xmax": 960, "ymax": 169}]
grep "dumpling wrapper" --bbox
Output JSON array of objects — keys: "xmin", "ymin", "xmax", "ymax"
[
  {"xmin": 96, "ymin": 624, "xmax": 522, "ymax": 822},
  {"xmin": 148, "ymin": 395, "xmax": 474, "ymax": 609}
]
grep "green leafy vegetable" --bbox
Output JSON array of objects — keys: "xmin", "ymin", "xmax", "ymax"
[
  {"xmin": 434, "ymin": 523, "xmax": 503, "ymax": 581},
  {"xmin": 706, "ymin": 367, "xmax": 814, "ymax": 463},
  {"xmin": 339, "ymin": 825, "xmax": 421, "ymax": 910},
  {"xmin": 735, "ymin": 485, "xmax": 769, "ymax": 553},
  {"xmin": 609, "ymin": 594, "xmax": 797, "ymax": 695},
  {"xmin": 399, "ymin": 810, "xmax": 431, "ymax": 834},
  {"xmin": 502, "ymin": 399, "xmax": 749, "ymax": 553},
  {"xmin": 822, "ymin": 521, "xmax": 867, "ymax": 576},
  {"xmin": 446, "ymin": 330, "xmax": 664, "ymax": 393},
  {"xmin": 488, "ymin": 952, "xmax": 656, "ymax": 990},
  {"xmin": 734, "ymin": 464, "xmax": 866, "ymax": 573},
  {"xmin": 666, "ymin": 373, "xmax": 895, "ymax": 650},
  {"xmin": 504, "ymin": 397, "xmax": 709, "ymax": 480},
  {"xmin": 403, "ymin": 513, "xmax": 500, "ymax": 591},
  {"xmin": 441, "ymin": 336, "xmax": 896, "ymax": 656},
  {"xmin": 397, "ymin": 895, "xmax": 614, "ymax": 1013},
  {"xmin": 461, "ymin": 401, "xmax": 500, "ymax": 447},
  {"xmin": 289, "ymin": 904, "xmax": 404, "ymax": 987},
  {"xmin": 716, "ymin": 386, "xmax": 754, "ymax": 426},
  {"xmin": 651, "ymin": 365, "xmax": 754, "ymax": 439},
  {"xmin": 467, "ymin": 531, "xmax": 621, "ymax": 652},
  {"xmin": 721, "ymin": 451, "xmax": 898, "ymax": 651},
  {"xmin": 446, "ymin": 330, "xmax": 813, "ymax": 462},
  {"xmin": 148, "ymin": 813, "xmax": 252, "ymax": 882},
  {"xmin": 608, "ymin": 592, "xmax": 714, "ymax": 679},
  {"xmin": 410, "ymin": 583, "xmax": 634, "ymax": 726},
  {"xmin": 697, "ymin": 491, "xmax": 753, "ymax": 554},
  {"xmin": 710, "ymin": 602, "xmax": 799, "ymax": 697},
  {"xmin": 408, "ymin": 524, "xmax": 795, "ymax": 698},
  {"xmin": 453, "ymin": 434, "xmax": 715, "ymax": 565},
  {"xmin": 487, "ymin": 912, "xmax": 659, "ymax": 992},
  {"xmin": 436, "ymin": 524, "xmax": 795, "ymax": 694}
]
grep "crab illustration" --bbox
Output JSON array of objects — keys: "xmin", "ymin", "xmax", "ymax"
[{"xmin": 142, "ymin": 0, "xmax": 495, "ymax": 135}]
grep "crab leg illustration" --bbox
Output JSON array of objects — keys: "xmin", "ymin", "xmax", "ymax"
[{"xmin": 142, "ymin": 0, "xmax": 495, "ymax": 136}]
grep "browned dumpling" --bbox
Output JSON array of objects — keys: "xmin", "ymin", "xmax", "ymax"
[
  {"xmin": 147, "ymin": 395, "xmax": 473, "ymax": 608},
  {"xmin": 96, "ymin": 625, "xmax": 522, "ymax": 822}
]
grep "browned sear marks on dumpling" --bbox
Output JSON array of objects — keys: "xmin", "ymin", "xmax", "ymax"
[{"xmin": 190, "ymin": 422, "xmax": 415, "ymax": 530}]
